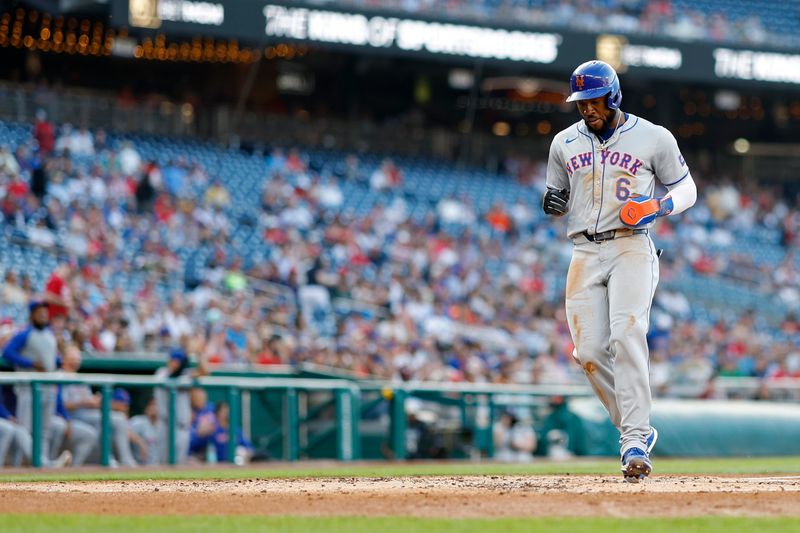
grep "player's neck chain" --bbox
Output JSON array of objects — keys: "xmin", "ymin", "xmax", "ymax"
[{"xmin": 596, "ymin": 110, "xmax": 623, "ymax": 150}]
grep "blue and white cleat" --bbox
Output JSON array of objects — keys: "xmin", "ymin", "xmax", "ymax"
[
  {"xmin": 646, "ymin": 427, "xmax": 658, "ymax": 455},
  {"xmin": 621, "ymin": 447, "xmax": 652, "ymax": 483}
]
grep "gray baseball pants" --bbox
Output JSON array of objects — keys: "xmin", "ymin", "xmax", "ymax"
[
  {"xmin": 565, "ymin": 233, "xmax": 659, "ymax": 456},
  {"xmin": 0, "ymin": 418, "xmax": 30, "ymax": 465},
  {"xmin": 49, "ymin": 416, "xmax": 98, "ymax": 466},
  {"xmin": 72, "ymin": 411, "xmax": 138, "ymax": 466},
  {"xmin": 14, "ymin": 384, "xmax": 57, "ymax": 465}
]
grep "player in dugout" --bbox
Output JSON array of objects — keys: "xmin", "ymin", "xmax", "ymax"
[{"xmin": 2, "ymin": 301, "xmax": 71, "ymax": 467}]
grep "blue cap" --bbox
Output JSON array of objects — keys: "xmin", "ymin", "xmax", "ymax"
[
  {"xmin": 112, "ymin": 388, "xmax": 130, "ymax": 404},
  {"xmin": 170, "ymin": 349, "xmax": 188, "ymax": 364},
  {"xmin": 29, "ymin": 300, "xmax": 48, "ymax": 314}
]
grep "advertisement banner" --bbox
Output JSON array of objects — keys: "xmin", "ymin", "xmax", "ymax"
[{"xmin": 111, "ymin": 0, "xmax": 800, "ymax": 87}]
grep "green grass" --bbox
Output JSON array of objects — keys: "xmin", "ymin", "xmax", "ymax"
[
  {"xmin": 1, "ymin": 456, "xmax": 799, "ymax": 483},
  {"xmin": 0, "ymin": 515, "xmax": 798, "ymax": 533}
]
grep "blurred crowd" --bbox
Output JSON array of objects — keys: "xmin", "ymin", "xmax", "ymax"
[
  {"xmin": 334, "ymin": 0, "xmax": 783, "ymax": 47},
  {"xmin": 1, "ymin": 112, "xmax": 800, "ymax": 416},
  {"xmin": 658, "ymin": 181, "xmax": 800, "ymax": 306}
]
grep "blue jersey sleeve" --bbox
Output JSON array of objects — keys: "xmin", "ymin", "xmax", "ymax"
[
  {"xmin": 212, "ymin": 427, "xmax": 255, "ymax": 462},
  {"xmin": 56, "ymin": 386, "xmax": 70, "ymax": 420},
  {"xmin": 189, "ymin": 426, "xmax": 206, "ymax": 453},
  {"xmin": 189, "ymin": 408, "xmax": 215, "ymax": 453},
  {"xmin": 0, "ymin": 398, "xmax": 11, "ymax": 419},
  {"xmin": 2, "ymin": 329, "xmax": 34, "ymax": 369},
  {"xmin": 237, "ymin": 428, "xmax": 254, "ymax": 451}
]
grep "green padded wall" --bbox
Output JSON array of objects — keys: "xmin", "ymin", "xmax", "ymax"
[{"xmin": 566, "ymin": 398, "xmax": 800, "ymax": 457}]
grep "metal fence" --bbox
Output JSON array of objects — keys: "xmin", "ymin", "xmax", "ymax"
[
  {"xmin": 0, "ymin": 372, "xmax": 360, "ymax": 467},
  {"xmin": 3, "ymin": 369, "xmax": 800, "ymax": 467}
]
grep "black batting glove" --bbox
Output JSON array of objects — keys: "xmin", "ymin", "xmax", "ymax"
[{"xmin": 543, "ymin": 187, "xmax": 569, "ymax": 216}]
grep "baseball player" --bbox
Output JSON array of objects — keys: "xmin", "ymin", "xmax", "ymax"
[
  {"xmin": 2, "ymin": 301, "xmax": 61, "ymax": 466},
  {"xmin": 0, "ymin": 395, "xmax": 72, "ymax": 467},
  {"xmin": 50, "ymin": 391, "xmax": 98, "ymax": 466},
  {"xmin": 0, "ymin": 395, "xmax": 31, "ymax": 466},
  {"xmin": 154, "ymin": 342, "xmax": 206, "ymax": 464},
  {"xmin": 111, "ymin": 388, "xmax": 153, "ymax": 465},
  {"xmin": 542, "ymin": 60, "xmax": 697, "ymax": 481},
  {"xmin": 60, "ymin": 344, "xmax": 138, "ymax": 467},
  {"xmin": 129, "ymin": 396, "xmax": 160, "ymax": 465}
]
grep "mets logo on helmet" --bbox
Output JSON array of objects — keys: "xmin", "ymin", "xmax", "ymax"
[{"xmin": 575, "ymin": 75, "xmax": 585, "ymax": 89}]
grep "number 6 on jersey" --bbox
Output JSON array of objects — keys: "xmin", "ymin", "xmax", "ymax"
[{"xmin": 615, "ymin": 177, "xmax": 631, "ymax": 201}]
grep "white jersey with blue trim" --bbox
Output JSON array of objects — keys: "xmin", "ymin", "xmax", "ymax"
[{"xmin": 546, "ymin": 113, "xmax": 691, "ymax": 239}]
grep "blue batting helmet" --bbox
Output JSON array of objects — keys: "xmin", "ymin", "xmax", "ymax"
[{"xmin": 566, "ymin": 60, "xmax": 622, "ymax": 110}]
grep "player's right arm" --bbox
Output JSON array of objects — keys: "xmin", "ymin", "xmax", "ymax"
[
  {"xmin": 61, "ymin": 385, "xmax": 100, "ymax": 411},
  {"xmin": 1, "ymin": 329, "xmax": 40, "ymax": 370},
  {"xmin": 649, "ymin": 126, "xmax": 697, "ymax": 217},
  {"xmin": 543, "ymin": 135, "xmax": 570, "ymax": 216},
  {"xmin": 619, "ymin": 126, "xmax": 696, "ymax": 227}
]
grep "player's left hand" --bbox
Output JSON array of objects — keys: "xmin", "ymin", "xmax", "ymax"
[{"xmin": 619, "ymin": 195, "xmax": 674, "ymax": 227}]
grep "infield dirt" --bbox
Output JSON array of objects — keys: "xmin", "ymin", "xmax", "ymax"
[{"xmin": 1, "ymin": 475, "xmax": 800, "ymax": 517}]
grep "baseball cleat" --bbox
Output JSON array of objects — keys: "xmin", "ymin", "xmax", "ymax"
[
  {"xmin": 621, "ymin": 447, "xmax": 652, "ymax": 483},
  {"xmin": 53, "ymin": 450, "xmax": 72, "ymax": 468},
  {"xmin": 646, "ymin": 427, "xmax": 658, "ymax": 455}
]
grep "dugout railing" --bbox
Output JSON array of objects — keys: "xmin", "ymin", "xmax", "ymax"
[
  {"xmin": 0, "ymin": 372, "xmax": 603, "ymax": 467},
  {"xmin": 4, "ymin": 371, "xmax": 800, "ymax": 467},
  {"xmin": 357, "ymin": 381, "xmax": 594, "ymax": 460},
  {"xmin": 0, "ymin": 372, "xmax": 361, "ymax": 467}
]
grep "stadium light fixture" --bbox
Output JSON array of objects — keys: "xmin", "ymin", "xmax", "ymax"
[
  {"xmin": 492, "ymin": 122, "xmax": 510, "ymax": 137},
  {"xmin": 448, "ymin": 69, "xmax": 474, "ymax": 90},
  {"xmin": 733, "ymin": 138, "xmax": 751, "ymax": 154}
]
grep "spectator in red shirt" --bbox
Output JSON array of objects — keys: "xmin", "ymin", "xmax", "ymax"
[
  {"xmin": 370, "ymin": 159, "xmax": 403, "ymax": 191},
  {"xmin": 285, "ymin": 149, "xmax": 306, "ymax": 173},
  {"xmin": 254, "ymin": 336, "xmax": 284, "ymax": 365},
  {"xmin": 33, "ymin": 109, "xmax": 56, "ymax": 155},
  {"xmin": 6, "ymin": 174, "xmax": 29, "ymax": 200},
  {"xmin": 154, "ymin": 194, "xmax": 176, "ymax": 223},
  {"xmin": 385, "ymin": 159, "xmax": 402, "ymax": 187},
  {"xmin": 44, "ymin": 263, "xmax": 75, "ymax": 319},
  {"xmin": 486, "ymin": 202, "xmax": 513, "ymax": 233}
]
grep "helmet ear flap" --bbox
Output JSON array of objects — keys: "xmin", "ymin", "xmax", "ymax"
[{"xmin": 608, "ymin": 89, "xmax": 622, "ymax": 110}]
